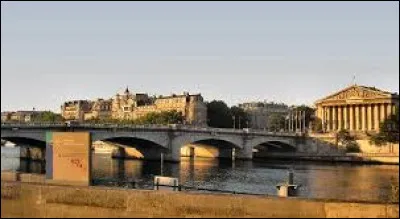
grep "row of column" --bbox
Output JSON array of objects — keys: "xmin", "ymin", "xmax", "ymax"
[
  {"xmin": 287, "ymin": 110, "xmax": 306, "ymax": 133},
  {"xmin": 322, "ymin": 103, "xmax": 396, "ymax": 132}
]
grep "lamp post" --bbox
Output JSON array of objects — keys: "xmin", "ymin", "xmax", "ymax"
[
  {"xmin": 285, "ymin": 115, "xmax": 288, "ymax": 132},
  {"xmin": 238, "ymin": 116, "xmax": 241, "ymax": 129},
  {"xmin": 232, "ymin": 116, "xmax": 236, "ymax": 129},
  {"xmin": 303, "ymin": 110, "xmax": 306, "ymax": 133},
  {"xmin": 324, "ymin": 110, "xmax": 328, "ymax": 133}
]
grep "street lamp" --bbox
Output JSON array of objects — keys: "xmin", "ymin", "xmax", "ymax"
[
  {"xmin": 232, "ymin": 116, "xmax": 236, "ymax": 129},
  {"xmin": 285, "ymin": 114, "xmax": 289, "ymax": 132}
]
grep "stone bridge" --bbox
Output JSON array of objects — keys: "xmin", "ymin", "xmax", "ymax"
[{"xmin": 1, "ymin": 123, "xmax": 305, "ymax": 162}]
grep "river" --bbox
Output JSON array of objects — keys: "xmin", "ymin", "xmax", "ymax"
[{"xmin": 1, "ymin": 146, "xmax": 398, "ymax": 202}]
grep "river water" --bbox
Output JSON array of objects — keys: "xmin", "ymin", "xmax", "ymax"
[{"xmin": 1, "ymin": 147, "xmax": 398, "ymax": 202}]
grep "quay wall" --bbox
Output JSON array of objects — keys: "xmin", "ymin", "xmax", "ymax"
[{"xmin": 1, "ymin": 179, "xmax": 398, "ymax": 218}]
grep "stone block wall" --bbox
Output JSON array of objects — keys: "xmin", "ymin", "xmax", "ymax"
[{"xmin": 1, "ymin": 181, "xmax": 398, "ymax": 218}]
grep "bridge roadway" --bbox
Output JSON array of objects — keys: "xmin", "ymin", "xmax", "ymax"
[{"xmin": 1, "ymin": 123, "xmax": 303, "ymax": 162}]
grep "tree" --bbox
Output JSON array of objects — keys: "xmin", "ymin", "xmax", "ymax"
[
  {"xmin": 268, "ymin": 113, "xmax": 286, "ymax": 131},
  {"xmin": 88, "ymin": 110, "xmax": 184, "ymax": 125},
  {"xmin": 230, "ymin": 106, "xmax": 250, "ymax": 129},
  {"xmin": 370, "ymin": 108, "xmax": 399, "ymax": 146},
  {"xmin": 206, "ymin": 100, "xmax": 233, "ymax": 128},
  {"xmin": 33, "ymin": 111, "xmax": 63, "ymax": 122},
  {"xmin": 137, "ymin": 110, "xmax": 184, "ymax": 125},
  {"xmin": 337, "ymin": 129, "xmax": 361, "ymax": 152},
  {"xmin": 312, "ymin": 117, "xmax": 323, "ymax": 133}
]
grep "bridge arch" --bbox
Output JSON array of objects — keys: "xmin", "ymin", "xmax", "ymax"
[
  {"xmin": 249, "ymin": 137, "xmax": 297, "ymax": 153},
  {"xmin": 174, "ymin": 134, "xmax": 243, "ymax": 149},
  {"xmin": 91, "ymin": 131, "xmax": 169, "ymax": 149},
  {"xmin": 1, "ymin": 130, "xmax": 46, "ymax": 144},
  {"xmin": 1, "ymin": 137, "xmax": 46, "ymax": 147},
  {"xmin": 175, "ymin": 134, "xmax": 242, "ymax": 159},
  {"xmin": 98, "ymin": 136, "xmax": 169, "ymax": 160}
]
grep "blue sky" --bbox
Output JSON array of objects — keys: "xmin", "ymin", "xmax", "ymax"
[{"xmin": 1, "ymin": 1, "xmax": 399, "ymax": 112}]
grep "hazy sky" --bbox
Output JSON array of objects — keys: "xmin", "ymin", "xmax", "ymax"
[{"xmin": 1, "ymin": 1, "xmax": 399, "ymax": 112}]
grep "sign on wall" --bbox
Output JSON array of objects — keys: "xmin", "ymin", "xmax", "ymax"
[{"xmin": 46, "ymin": 132, "xmax": 92, "ymax": 185}]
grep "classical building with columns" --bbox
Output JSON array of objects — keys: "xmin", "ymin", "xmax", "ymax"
[{"xmin": 314, "ymin": 84, "xmax": 399, "ymax": 133}]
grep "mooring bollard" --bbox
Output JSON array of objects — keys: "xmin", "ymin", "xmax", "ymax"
[
  {"xmin": 276, "ymin": 170, "xmax": 299, "ymax": 197},
  {"xmin": 288, "ymin": 171, "xmax": 294, "ymax": 184}
]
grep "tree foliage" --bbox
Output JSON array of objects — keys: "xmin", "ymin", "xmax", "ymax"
[
  {"xmin": 268, "ymin": 113, "xmax": 286, "ymax": 131},
  {"xmin": 337, "ymin": 129, "xmax": 361, "ymax": 153},
  {"xmin": 206, "ymin": 100, "xmax": 250, "ymax": 128},
  {"xmin": 206, "ymin": 100, "xmax": 233, "ymax": 128},
  {"xmin": 87, "ymin": 110, "xmax": 184, "ymax": 125},
  {"xmin": 230, "ymin": 106, "xmax": 250, "ymax": 129},
  {"xmin": 138, "ymin": 110, "xmax": 184, "ymax": 125},
  {"xmin": 33, "ymin": 111, "xmax": 63, "ymax": 122},
  {"xmin": 370, "ymin": 108, "xmax": 399, "ymax": 146},
  {"xmin": 311, "ymin": 117, "xmax": 323, "ymax": 133}
]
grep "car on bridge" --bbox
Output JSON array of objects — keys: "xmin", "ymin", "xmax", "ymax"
[{"xmin": 65, "ymin": 120, "xmax": 80, "ymax": 127}]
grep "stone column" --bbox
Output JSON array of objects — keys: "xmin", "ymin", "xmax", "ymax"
[
  {"xmin": 292, "ymin": 111, "xmax": 295, "ymax": 132},
  {"xmin": 355, "ymin": 105, "xmax": 360, "ymax": 131},
  {"xmin": 338, "ymin": 106, "xmax": 342, "ymax": 131},
  {"xmin": 374, "ymin": 104, "xmax": 380, "ymax": 131},
  {"xmin": 380, "ymin": 103, "xmax": 386, "ymax": 124},
  {"xmin": 387, "ymin": 103, "xmax": 392, "ymax": 119},
  {"xmin": 367, "ymin": 104, "xmax": 372, "ymax": 131},
  {"xmin": 343, "ymin": 105, "xmax": 348, "ymax": 130},
  {"xmin": 321, "ymin": 106, "xmax": 326, "ymax": 132},
  {"xmin": 349, "ymin": 105, "xmax": 354, "ymax": 131},
  {"xmin": 326, "ymin": 107, "xmax": 331, "ymax": 132},
  {"xmin": 332, "ymin": 106, "xmax": 337, "ymax": 131},
  {"xmin": 361, "ymin": 105, "xmax": 367, "ymax": 131}
]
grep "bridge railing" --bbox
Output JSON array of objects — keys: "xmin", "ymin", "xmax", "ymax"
[{"xmin": 1, "ymin": 122, "xmax": 298, "ymax": 136}]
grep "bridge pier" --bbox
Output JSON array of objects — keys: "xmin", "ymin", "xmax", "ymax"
[
  {"xmin": 111, "ymin": 148, "xmax": 126, "ymax": 159},
  {"xmin": 20, "ymin": 147, "xmax": 31, "ymax": 159},
  {"xmin": 236, "ymin": 145, "xmax": 253, "ymax": 160},
  {"xmin": 164, "ymin": 143, "xmax": 180, "ymax": 163},
  {"xmin": 219, "ymin": 148, "xmax": 233, "ymax": 159},
  {"xmin": 20, "ymin": 147, "xmax": 46, "ymax": 161}
]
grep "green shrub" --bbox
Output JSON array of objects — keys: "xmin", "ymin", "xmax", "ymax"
[{"xmin": 345, "ymin": 142, "xmax": 361, "ymax": 153}]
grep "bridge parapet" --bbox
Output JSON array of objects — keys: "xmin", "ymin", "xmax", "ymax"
[{"xmin": 1, "ymin": 123, "xmax": 298, "ymax": 137}]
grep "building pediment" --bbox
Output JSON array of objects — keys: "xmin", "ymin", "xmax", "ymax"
[{"xmin": 315, "ymin": 85, "xmax": 394, "ymax": 104}]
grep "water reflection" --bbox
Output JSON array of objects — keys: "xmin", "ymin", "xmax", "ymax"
[{"xmin": 1, "ymin": 147, "xmax": 398, "ymax": 202}]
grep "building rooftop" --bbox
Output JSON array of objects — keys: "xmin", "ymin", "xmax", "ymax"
[{"xmin": 156, "ymin": 93, "xmax": 202, "ymax": 100}]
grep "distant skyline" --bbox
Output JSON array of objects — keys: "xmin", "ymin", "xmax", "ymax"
[{"xmin": 1, "ymin": 1, "xmax": 399, "ymax": 113}]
